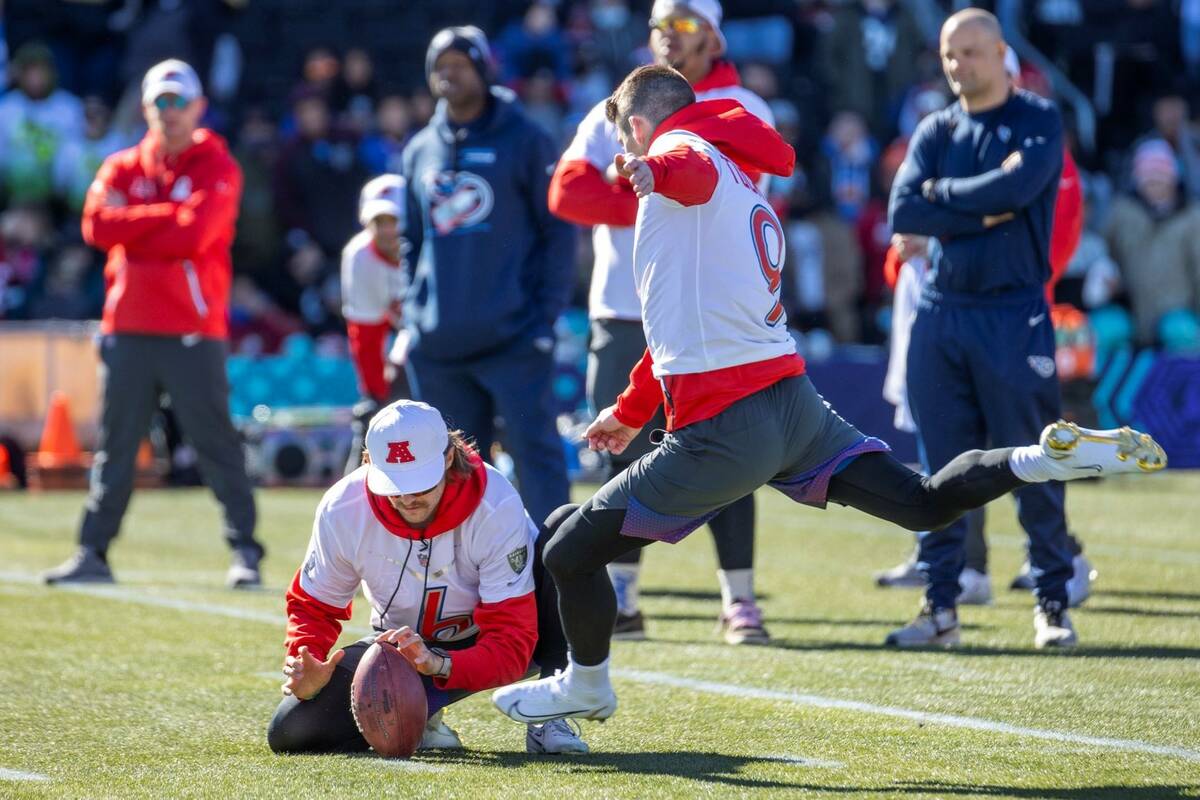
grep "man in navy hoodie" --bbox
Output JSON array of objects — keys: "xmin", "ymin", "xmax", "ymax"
[{"xmin": 400, "ymin": 27, "xmax": 575, "ymax": 525}]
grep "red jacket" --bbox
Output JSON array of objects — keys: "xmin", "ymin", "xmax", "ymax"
[{"xmin": 83, "ymin": 129, "xmax": 242, "ymax": 339}]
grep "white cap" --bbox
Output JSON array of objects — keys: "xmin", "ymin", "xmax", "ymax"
[
  {"xmin": 651, "ymin": 0, "xmax": 727, "ymax": 56},
  {"xmin": 1004, "ymin": 46, "xmax": 1020, "ymax": 79},
  {"xmin": 359, "ymin": 174, "xmax": 406, "ymax": 226},
  {"xmin": 365, "ymin": 400, "xmax": 449, "ymax": 496},
  {"xmin": 142, "ymin": 59, "xmax": 203, "ymax": 105}
]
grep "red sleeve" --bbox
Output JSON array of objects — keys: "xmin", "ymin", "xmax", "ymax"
[
  {"xmin": 125, "ymin": 156, "xmax": 242, "ymax": 258},
  {"xmin": 81, "ymin": 159, "xmax": 178, "ymax": 251},
  {"xmin": 645, "ymin": 145, "xmax": 718, "ymax": 207},
  {"xmin": 346, "ymin": 320, "xmax": 391, "ymax": 403},
  {"xmin": 547, "ymin": 158, "xmax": 639, "ymax": 227},
  {"xmin": 612, "ymin": 348, "xmax": 663, "ymax": 428},
  {"xmin": 284, "ymin": 570, "xmax": 353, "ymax": 662},
  {"xmin": 883, "ymin": 245, "xmax": 902, "ymax": 290},
  {"xmin": 1047, "ymin": 148, "xmax": 1083, "ymax": 299},
  {"xmin": 435, "ymin": 592, "xmax": 537, "ymax": 692}
]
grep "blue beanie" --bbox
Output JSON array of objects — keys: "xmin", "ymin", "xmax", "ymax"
[{"xmin": 425, "ymin": 26, "xmax": 494, "ymax": 86}]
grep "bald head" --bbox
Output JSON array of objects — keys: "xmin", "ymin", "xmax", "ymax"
[{"xmin": 939, "ymin": 8, "xmax": 1009, "ymax": 110}]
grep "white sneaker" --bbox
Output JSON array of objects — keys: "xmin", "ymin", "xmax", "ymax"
[
  {"xmin": 956, "ymin": 567, "xmax": 993, "ymax": 606},
  {"xmin": 1034, "ymin": 603, "xmax": 1078, "ymax": 648},
  {"xmin": 418, "ymin": 710, "xmax": 463, "ymax": 750},
  {"xmin": 874, "ymin": 552, "xmax": 924, "ymax": 588},
  {"xmin": 885, "ymin": 604, "xmax": 960, "ymax": 647},
  {"xmin": 1067, "ymin": 554, "xmax": 1095, "ymax": 608},
  {"xmin": 526, "ymin": 718, "xmax": 589, "ymax": 754},
  {"xmin": 1040, "ymin": 421, "xmax": 1166, "ymax": 477},
  {"xmin": 493, "ymin": 671, "xmax": 617, "ymax": 724}
]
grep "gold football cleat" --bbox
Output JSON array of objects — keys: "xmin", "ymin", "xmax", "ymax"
[{"xmin": 1041, "ymin": 421, "xmax": 1167, "ymax": 473}]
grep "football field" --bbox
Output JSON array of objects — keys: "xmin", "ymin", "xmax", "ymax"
[{"xmin": 2, "ymin": 474, "xmax": 1199, "ymax": 799}]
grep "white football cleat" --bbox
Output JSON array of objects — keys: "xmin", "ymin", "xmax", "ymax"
[
  {"xmin": 885, "ymin": 603, "xmax": 960, "ymax": 647},
  {"xmin": 1040, "ymin": 421, "xmax": 1166, "ymax": 476},
  {"xmin": 956, "ymin": 567, "xmax": 993, "ymax": 606},
  {"xmin": 493, "ymin": 671, "xmax": 617, "ymax": 724},
  {"xmin": 526, "ymin": 718, "xmax": 589, "ymax": 754},
  {"xmin": 874, "ymin": 551, "xmax": 924, "ymax": 588},
  {"xmin": 1034, "ymin": 603, "xmax": 1078, "ymax": 648},
  {"xmin": 418, "ymin": 710, "xmax": 463, "ymax": 750}
]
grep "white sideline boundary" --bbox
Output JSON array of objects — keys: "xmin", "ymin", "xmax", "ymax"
[
  {"xmin": 8, "ymin": 572, "xmax": 1200, "ymax": 764},
  {"xmin": 0, "ymin": 768, "xmax": 49, "ymax": 781}
]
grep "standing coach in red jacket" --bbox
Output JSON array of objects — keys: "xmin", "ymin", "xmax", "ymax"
[{"xmin": 43, "ymin": 59, "xmax": 264, "ymax": 589}]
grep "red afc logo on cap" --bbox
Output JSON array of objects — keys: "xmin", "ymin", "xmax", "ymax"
[{"xmin": 385, "ymin": 441, "xmax": 416, "ymax": 464}]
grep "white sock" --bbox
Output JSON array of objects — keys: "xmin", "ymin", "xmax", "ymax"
[
  {"xmin": 565, "ymin": 655, "xmax": 611, "ymax": 696},
  {"xmin": 717, "ymin": 568, "xmax": 754, "ymax": 608},
  {"xmin": 607, "ymin": 563, "xmax": 641, "ymax": 616},
  {"xmin": 1008, "ymin": 444, "xmax": 1062, "ymax": 483}
]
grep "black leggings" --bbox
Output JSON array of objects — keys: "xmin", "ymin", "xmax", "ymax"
[
  {"xmin": 543, "ymin": 449, "xmax": 1024, "ymax": 666},
  {"xmin": 267, "ymin": 517, "xmax": 569, "ymax": 754}
]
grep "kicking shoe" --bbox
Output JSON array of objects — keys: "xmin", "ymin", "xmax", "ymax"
[
  {"xmin": 718, "ymin": 599, "xmax": 770, "ymax": 645},
  {"xmin": 956, "ymin": 567, "xmax": 993, "ymax": 606},
  {"xmin": 1040, "ymin": 421, "xmax": 1166, "ymax": 476},
  {"xmin": 42, "ymin": 548, "xmax": 113, "ymax": 585},
  {"xmin": 613, "ymin": 610, "xmax": 647, "ymax": 641},
  {"xmin": 493, "ymin": 671, "xmax": 617, "ymax": 724},
  {"xmin": 1009, "ymin": 561, "xmax": 1035, "ymax": 591},
  {"xmin": 874, "ymin": 553, "xmax": 924, "ymax": 588},
  {"xmin": 1034, "ymin": 603, "xmax": 1077, "ymax": 648},
  {"xmin": 526, "ymin": 718, "xmax": 589, "ymax": 754},
  {"xmin": 418, "ymin": 710, "xmax": 463, "ymax": 750},
  {"xmin": 226, "ymin": 547, "xmax": 262, "ymax": 589},
  {"xmin": 885, "ymin": 603, "xmax": 960, "ymax": 647},
  {"xmin": 1067, "ymin": 554, "xmax": 1095, "ymax": 608}
]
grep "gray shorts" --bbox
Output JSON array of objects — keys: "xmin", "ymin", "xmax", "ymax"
[{"xmin": 591, "ymin": 375, "xmax": 890, "ymax": 543}]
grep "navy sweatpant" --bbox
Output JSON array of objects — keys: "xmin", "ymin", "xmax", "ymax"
[
  {"xmin": 407, "ymin": 338, "xmax": 569, "ymax": 526},
  {"xmin": 906, "ymin": 289, "xmax": 1073, "ymax": 610}
]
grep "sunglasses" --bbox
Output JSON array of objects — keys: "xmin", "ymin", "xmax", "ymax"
[
  {"xmin": 649, "ymin": 16, "xmax": 703, "ymax": 34},
  {"xmin": 153, "ymin": 95, "xmax": 190, "ymax": 111}
]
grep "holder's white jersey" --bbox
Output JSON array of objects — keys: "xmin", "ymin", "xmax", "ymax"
[
  {"xmin": 566, "ymin": 85, "xmax": 773, "ymax": 322},
  {"xmin": 298, "ymin": 464, "xmax": 536, "ymax": 644},
  {"xmin": 636, "ymin": 130, "xmax": 795, "ymax": 377},
  {"xmin": 341, "ymin": 229, "xmax": 408, "ymax": 324}
]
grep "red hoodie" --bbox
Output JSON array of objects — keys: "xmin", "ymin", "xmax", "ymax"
[
  {"xmin": 283, "ymin": 453, "xmax": 538, "ymax": 693},
  {"xmin": 611, "ymin": 100, "xmax": 803, "ymax": 431},
  {"xmin": 83, "ymin": 128, "xmax": 242, "ymax": 339}
]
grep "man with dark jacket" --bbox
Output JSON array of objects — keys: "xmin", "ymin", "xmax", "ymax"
[
  {"xmin": 400, "ymin": 27, "xmax": 575, "ymax": 526},
  {"xmin": 43, "ymin": 59, "xmax": 263, "ymax": 589}
]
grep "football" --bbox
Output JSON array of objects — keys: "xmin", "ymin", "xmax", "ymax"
[{"xmin": 350, "ymin": 642, "xmax": 428, "ymax": 758}]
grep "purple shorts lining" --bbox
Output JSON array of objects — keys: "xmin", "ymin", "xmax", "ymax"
[
  {"xmin": 619, "ymin": 497, "xmax": 721, "ymax": 544},
  {"xmin": 769, "ymin": 436, "xmax": 891, "ymax": 509}
]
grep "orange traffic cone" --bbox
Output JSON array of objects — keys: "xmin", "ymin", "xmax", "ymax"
[{"xmin": 35, "ymin": 391, "xmax": 83, "ymax": 468}]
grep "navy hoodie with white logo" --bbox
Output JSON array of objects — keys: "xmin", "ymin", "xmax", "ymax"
[{"xmin": 401, "ymin": 87, "xmax": 576, "ymax": 361}]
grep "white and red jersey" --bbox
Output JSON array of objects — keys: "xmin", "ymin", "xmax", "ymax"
[
  {"xmin": 285, "ymin": 456, "xmax": 539, "ymax": 692},
  {"xmin": 341, "ymin": 229, "xmax": 407, "ymax": 402},
  {"xmin": 550, "ymin": 61, "xmax": 774, "ymax": 322},
  {"xmin": 610, "ymin": 100, "xmax": 804, "ymax": 432}
]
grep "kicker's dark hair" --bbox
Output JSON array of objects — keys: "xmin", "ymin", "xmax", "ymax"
[{"xmin": 604, "ymin": 64, "xmax": 695, "ymax": 137}]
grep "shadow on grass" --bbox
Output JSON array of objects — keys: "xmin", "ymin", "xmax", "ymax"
[
  {"xmin": 883, "ymin": 782, "xmax": 1200, "ymax": 799},
  {"xmin": 418, "ymin": 748, "xmax": 813, "ymax": 790},
  {"xmin": 1101, "ymin": 588, "xmax": 1200, "ymax": 603},
  {"xmin": 646, "ymin": 612, "xmax": 990, "ymax": 630},
  {"xmin": 649, "ymin": 636, "xmax": 1200, "ymax": 660},
  {"xmin": 1084, "ymin": 604, "xmax": 1200, "ymax": 620},
  {"xmin": 641, "ymin": 588, "xmax": 772, "ymax": 602}
]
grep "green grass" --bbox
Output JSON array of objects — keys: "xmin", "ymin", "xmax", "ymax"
[{"xmin": 2, "ymin": 475, "xmax": 1199, "ymax": 799}]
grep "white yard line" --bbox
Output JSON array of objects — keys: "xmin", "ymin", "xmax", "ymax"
[
  {"xmin": 0, "ymin": 768, "xmax": 49, "ymax": 781},
  {"xmin": 8, "ymin": 572, "xmax": 1200, "ymax": 764}
]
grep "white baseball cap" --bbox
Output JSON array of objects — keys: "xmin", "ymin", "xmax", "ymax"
[
  {"xmin": 359, "ymin": 174, "xmax": 406, "ymax": 226},
  {"xmin": 142, "ymin": 59, "xmax": 203, "ymax": 105},
  {"xmin": 651, "ymin": 0, "xmax": 727, "ymax": 56},
  {"xmin": 365, "ymin": 400, "xmax": 449, "ymax": 496}
]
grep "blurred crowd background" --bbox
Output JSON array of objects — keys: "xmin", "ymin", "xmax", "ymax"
[{"xmin": 2, "ymin": 0, "xmax": 1200, "ymax": 356}]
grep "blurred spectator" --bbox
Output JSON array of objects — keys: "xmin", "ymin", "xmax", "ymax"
[
  {"xmin": 740, "ymin": 62, "xmax": 779, "ymax": 104},
  {"xmin": 520, "ymin": 68, "xmax": 565, "ymax": 141},
  {"xmin": 359, "ymin": 94, "xmax": 414, "ymax": 175},
  {"xmin": 274, "ymin": 87, "xmax": 368, "ymax": 258},
  {"xmin": 495, "ymin": 2, "xmax": 570, "ymax": 83},
  {"xmin": 294, "ymin": 45, "xmax": 341, "ymax": 108},
  {"xmin": 818, "ymin": 0, "xmax": 923, "ymax": 141},
  {"xmin": 232, "ymin": 107, "xmax": 283, "ymax": 284},
  {"xmin": 53, "ymin": 96, "xmax": 129, "ymax": 213},
  {"xmin": 0, "ymin": 43, "xmax": 85, "ymax": 207},
  {"xmin": 0, "ymin": 205, "xmax": 53, "ymax": 318},
  {"xmin": 821, "ymin": 110, "xmax": 877, "ymax": 224},
  {"xmin": 1104, "ymin": 139, "xmax": 1200, "ymax": 343},
  {"xmin": 573, "ymin": 0, "xmax": 644, "ymax": 86},
  {"xmin": 855, "ymin": 144, "xmax": 905, "ymax": 338},
  {"xmin": 227, "ymin": 275, "xmax": 303, "ymax": 354},
  {"xmin": 25, "ymin": 243, "xmax": 103, "ymax": 320},
  {"xmin": 1130, "ymin": 93, "xmax": 1200, "ymax": 200},
  {"xmin": 335, "ymin": 47, "xmax": 378, "ymax": 134}
]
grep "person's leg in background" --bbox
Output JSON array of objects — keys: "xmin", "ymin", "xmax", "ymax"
[
  {"xmin": 44, "ymin": 334, "xmax": 160, "ymax": 584},
  {"xmin": 708, "ymin": 495, "xmax": 768, "ymax": 644},
  {"xmin": 158, "ymin": 338, "xmax": 262, "ymax": 588},
  {"xmin": 407, "ymin": 352, "xmax": 496, "ymax": 462},
  {"xmin": 479, "ymin": 339, "xmax": 570, "ymax": 527}
]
